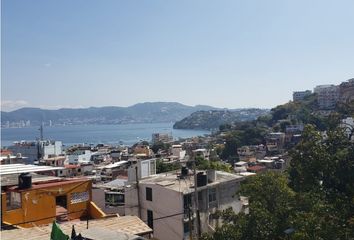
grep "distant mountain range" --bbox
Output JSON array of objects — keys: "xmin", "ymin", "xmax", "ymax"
[
  {"xmin": 1, "ymin": 102, "xmax": 218, "ymax": 126},
  {"xmin": 173, "ymin": 109, "xmax": 270, "ymax": 130}
]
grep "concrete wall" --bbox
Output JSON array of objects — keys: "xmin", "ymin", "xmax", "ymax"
[
  {"xmin": 139, "ymin": 183, "xmax": 184, "ymax": 240},
  {"xmin": 92, "ymin": 188, "xmax": 125, "ymax": 216},
  {"xmin": 198, "ymin": 180, "xmax": 242, "ymax": 232}
]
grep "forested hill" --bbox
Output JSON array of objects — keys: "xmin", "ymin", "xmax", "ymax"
[
  {"xmin": 173, "ymin": 109, "xmax": 270, "ymax": 130},
  {"xmin": 1, "ymin": 102, "xmax": 217, "ymax": 126}
]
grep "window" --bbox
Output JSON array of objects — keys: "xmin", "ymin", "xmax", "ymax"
[
  {"xmin": 147, "ymin": 210, "xmax": 153, "ymax": 229},
  {"xmin": 105, "ymin": 193, "xmax": 125, "ymax": 206},
  {"xmin": 209, "ymin": 188, "xmax": 217, "ymax": 203},
  {"xmin": 71, "ymin": 191, "xmax": 89, "ymax": 204},
  {"xmin": 146, "ymin": 187, "xmax": 152, "ymax": 201}
]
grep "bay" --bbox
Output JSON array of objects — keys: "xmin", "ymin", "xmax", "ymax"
[{"xmin": 1, "ymin": 123, "xmax": 210, "ymax": 147}]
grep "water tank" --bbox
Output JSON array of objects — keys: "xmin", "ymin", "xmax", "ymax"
[
  {"xmin": 197, "ymin": 172, "xmax": 207, "ymax": 187},
  {"xmin": 207, "ymin": 169, "xmax": 216, "ymax": 183},
  {"xmin": 181, "ymin": 166, "xmax": 189, "ymax": 176},
  {"xmin": 18, "ymin": 173, "xmax": 32, "ymax": 189}
]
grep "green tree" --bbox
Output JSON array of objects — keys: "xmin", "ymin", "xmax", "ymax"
[
  {"xmin": 204, "ymin": 172, "xmax": 295, "ymax": 240},
  {"xmin": 192, "ymin": 156, "xmax": 232, "ymax": 172},
  {"xmin": 151, "ymin": 141, "xmax": 171, "ymax": 154},
  {"xmin": 156, "ymin": 159, "xmax": 180, "ymax": 173}
]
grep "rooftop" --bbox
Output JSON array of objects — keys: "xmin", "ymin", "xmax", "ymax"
[
  {"xmin": 1, "ymin": 216, "xmax": 152, "ymax": 240},
  {"xmin": 247, "ymin": 165, "xmax": 267, "ymax": 172},
  {"xmin": 41, "ymin": 156, "xmax": 66, "ymax": 161},
  {"xmin": 96, "ymin": 178, "xmax": 128, "ymax": 189},
  {"xmin": 8, "ymin": 178, "xmax": 91, "ymax": 192},
  {"xmin": 97, "ymin": 161, "xmax": 129, "ymax": 169},
  {"xmin": 0, "ymin": 164, "xmax": 64, "ymax": 175},
  {"xmin": 138, "ymin": 170, "xmax": 244, "ymax": 194},
  {"xmin": 0, "ymin": 173, "xmax": 61, "ymax": 187}
]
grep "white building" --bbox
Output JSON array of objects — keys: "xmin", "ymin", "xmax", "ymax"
[
  {"xmin": 171, "ymin": 145, "xmax": 186, "ymax": 160},
  {"xmin": 67, "ymin": 150, "xmax": 92, "ymax": 164},
  {"xmin": 125, "ymin": 168, "xmax": 246, "ymax": 240},
  {"xmin": 314, "ymin": 84, "xmax": 340, "ymax": 110},
  {"xmin": 341, "ymin": 117, "xmax": 354, "ymax": 141},
  {"xmin": 8, "ymin": 140, "xmax": 63, "ymax": 164},
  {"xmin": 192, "ymin": 149, "xmax": 210, "ymax": 160}
]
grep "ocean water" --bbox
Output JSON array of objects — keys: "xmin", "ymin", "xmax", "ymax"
[{"xmin": 0, "ymin": 123, "xmax": 210, "ymax": 147}]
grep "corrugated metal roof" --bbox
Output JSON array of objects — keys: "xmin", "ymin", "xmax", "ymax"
[
  {"xmin": 97, "ymin": 161, "xmax": 128, "ymax": 169},
  {"xmin": 1, "ymin": 216, "xmax": 152, "ymax": 240},
  {"xmin": 0, "ymin": 173, "xmax": 61, "ymax": 187},
  {"xmin": 0, "ymin": 164, "xmax": 64, "ymax": 175}
]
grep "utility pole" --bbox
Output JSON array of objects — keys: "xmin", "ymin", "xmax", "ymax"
[
  {"xmin": 135, "ymin": 166, "xmax": 142, "ymax": 218},
  {"xmin": 188, "ymin": 205, "xmax": 193, "ymax": 240},
  {"xmin": 192, "ymin": 156, "xmax": 201, "ymax": 239}
]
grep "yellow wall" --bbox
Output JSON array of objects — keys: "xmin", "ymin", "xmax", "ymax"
[
  {"xmin": 2, "ymin": 179, "xmax": 95, "ymax": 228},
  {"xmin": 88, "ymin": 201, "xmax": 106, "ymax": 219}
]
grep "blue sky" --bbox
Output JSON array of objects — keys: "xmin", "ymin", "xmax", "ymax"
[{"xmin": 2, "ymin": 0, "xmax": 354, "ymax": 111}]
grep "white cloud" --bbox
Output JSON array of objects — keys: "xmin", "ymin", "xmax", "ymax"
[
  {"xmin": 44, "ymin": 63, "xmax": 52, "ymax": 67},
  {"xmin": 1, "ymin": 100, "xmax": 30, "ymax": 112}
]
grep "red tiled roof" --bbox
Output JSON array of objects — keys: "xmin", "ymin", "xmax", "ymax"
[
  {"xmin": 1, "ymin": 150, "xmax": 13, "ymax": 156},
  {"xmin": 64, "ymin": 165, "xmax": 80, "ymax": 169},
  {"xmin": 247, "ymin": 165, "xmax": 266, "ymax": 172}
]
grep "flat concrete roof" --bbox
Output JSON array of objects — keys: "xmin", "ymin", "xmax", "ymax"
[{"xmin": 138, "ymin": 171, "xmax": 244, "ymax": 194}]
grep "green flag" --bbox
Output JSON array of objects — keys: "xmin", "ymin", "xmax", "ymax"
[{"xmin": 50, "ymin": 221, "xmax": 69, "ymax": 240}]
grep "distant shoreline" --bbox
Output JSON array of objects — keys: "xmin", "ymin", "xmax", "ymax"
[{"xmin": 1, "ymin": 122, "xmax": 210, "ymax": 147}]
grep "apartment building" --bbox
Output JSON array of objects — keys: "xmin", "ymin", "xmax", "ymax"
[
  {"xmin": 237, "ymin": 144, "xmax": 266, "ymax": 161},
  {"xmin": 292, "ymin": 90, "xmax": 312, "ymax": 102},
  {"xmin": 67, "ymin": 150, "xmax": 92, "ymax": 164},
  {"xmin": 152, "ymin": 133, "xmax": 173, "ymax": 144},
  {"xmin": 265, "ymin": 132, "xmax": 286, "ymax": 153},
  {"xmin": 314, "ymin": 84, "xmax": 340, "ymax": 110},
  {"xmin": 171, "ymin": 145, "xmax": 186, "ymax": 160},
  {"xmin": 125, "ymin": 167, "xmax": 245, "ymax": 240}
]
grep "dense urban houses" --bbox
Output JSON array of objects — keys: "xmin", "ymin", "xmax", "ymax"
[
  {"xmin": 339, "ymin": 78, "xmax": 354, "ymax": 103},
  {"xmin": 7, "ymin": 141, "xmax": 63, "ymax": 164},
  {"xmin": 0, "ymin": 164, "xmax": 152, "ymax": 239}
]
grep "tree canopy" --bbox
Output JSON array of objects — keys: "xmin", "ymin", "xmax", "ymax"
[{"xmin": 204, "ymin": 124, "xmax": 354, "ymax": 240}]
